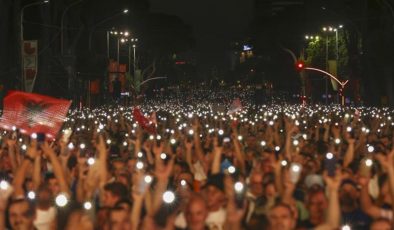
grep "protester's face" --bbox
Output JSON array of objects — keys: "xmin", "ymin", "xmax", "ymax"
[
  {"xmin": 249, "ymin": 173, "xmax": 264, "ymax": 197},
  {"xmin": 37, "ymin": 189, "xmax": 53, "ymax": 209},
  {"xmin": 369, "ymin": 220, "xmax": 391, "ymax": 230},
  {"xmin": 110, "ymin": 209, "xmax": 131, "ymax": 230},
  {"xmin": 307, "ymin": 192, "xmax": 328, "ymax": 220},
  {"xmin": 268, "ymin": 206, "xmax": 296, "ymax": 230},
  {"xmin": 112, "ymin": 161, "xmax": 125, "ymax": 177},
  {"xmin": 185, "ymin": 199, "xmax": 209, "ymax": 230},
  {"xmin": 103, "ymin": 191, "xmax": 119, "ymax": 208},
  {"xmin": 65, "ymin": 211, "xmax": 93, "ymax": 230},
  {"xmin": 48, "ymin": 178, "xmax": 60, "ymax": 195},
  {"xmin": 339, "ymin": 184, "xmax": 358, "ymax": 207},
  {"xmin": 204, "ymin": 186, "xmax": 225, "ymax": 210},
  {"xmin": 264, "ymin": 183, "xmax": 276, "ymax": 198},
  {"xmin": 9, "ymin": 201, "xmax": 35, "ymax": 230}
]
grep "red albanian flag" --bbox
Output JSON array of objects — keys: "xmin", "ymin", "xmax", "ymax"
[
  {"xmin": 133, "ymin": 107, "xmax": 156, "ymax": 134},
  {"xmin": 0, "ymin": 91, "xmax": 71, "ymax": 139}
]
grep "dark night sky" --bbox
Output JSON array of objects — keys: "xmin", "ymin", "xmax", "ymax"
[{"xmin": 149, "ymin": 0, "xmax": 254, "ymax": 73}]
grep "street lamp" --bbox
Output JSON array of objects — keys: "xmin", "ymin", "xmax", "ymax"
[
  {"xmin": 305, "ymin": 35, "xmax": 319, "ymax": 42},
  {"xmin": 88, "ymin": 8, "xmax": 129, "ymax": 50},
  {"xmin": 20, "ymin": 0, "xmax": 50, "ymax": 91},
  {"xmin": 322, "ymin": 24, "xmax": 344, "ymax": 104},
  {"xmin": 120, "ymin": 37, "xmax": 138, "ymax": 76},
  {"xmin": 61, "ymin": 0, "xmax": 83, "ymax": 55}
]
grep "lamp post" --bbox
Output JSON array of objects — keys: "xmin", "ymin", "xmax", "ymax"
[
  {"xmin": 88, "ymin": 8, "xmax": 128, "ymax": 51},
  {"xmin": 20, "ymin": 0, "xmax": 49, "ymax": 91},
  {"xmin": 323, "ymin": 25, "xmax": 343, "ymax": 104},
  {"xmin": 120, "ymin": 37, "xmax": 138, "ymax": 75},
  {"xmin": 60, "ymin": 0, "xmax": 82, "ymax": 55}
]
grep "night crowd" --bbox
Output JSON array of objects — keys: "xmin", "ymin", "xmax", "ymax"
[{"xmin": 0, "ymin": 88, "xmax": 393, "ymax": 230}]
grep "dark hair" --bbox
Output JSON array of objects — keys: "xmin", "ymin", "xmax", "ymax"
[
  {"xmin": 115, "ymin": 199, "xmax": 132, "ymax": 210},
  {"xmin": 8, "ymin": 198, "xmax": 36, "ymax": 218},
  {"xmin": 44, "ymin": 172, "xmax": 56, "ymax": 182},
  {"xmin": 104, "ymin": 182, "xmax": 129, "ymax": 200}
]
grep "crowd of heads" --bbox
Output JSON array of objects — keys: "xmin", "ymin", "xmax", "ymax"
[{"xmin": 0, "ymin": 87, "xmax": 393, "ymax": 230}]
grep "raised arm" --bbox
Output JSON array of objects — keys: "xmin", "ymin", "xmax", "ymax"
[
  {"xmin": 322, "ymin": 170, "xmax": 341, "ymax": 229},
  {"xmin": 357, "ymin": 176, "xmax": 381, "ymax": 218},
  {"xmin": 343, "ymin": 138, "xmax": 355, "ymax": 168},
  {"xmin": 41, "ymin": 142, "xmax": 69, "ymax": 194},
  {"xmin": 12, "ymin": 141, "xmax": 38, "ymax": 198}
]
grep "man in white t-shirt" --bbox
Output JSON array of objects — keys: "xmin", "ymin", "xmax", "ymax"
[{"xmin": 202, "ymin": 174, "xmax": 227, "ymax": 230}]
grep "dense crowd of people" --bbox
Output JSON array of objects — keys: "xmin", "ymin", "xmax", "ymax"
[{"xmin": 0, "ymin": 88, "xmax": 393, "ymax": 230}]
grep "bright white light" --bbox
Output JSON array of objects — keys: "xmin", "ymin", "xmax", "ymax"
[
  {"xmin": 83, "ymin": 201, "xmax": 92, "ymax": 210},
  {"xmin": 170, "ymin": 138, "xmax": 176, "ymax": 145},
  {"xmin": 293, "ymin": 140, "xmax": 299, "ymax": 146},
  {"xmin": 31, "ymin": 133, "xmax": 37, "ymax": 139},
  {"xmin": 281, "ymin": 160, "xmax": 288, "ymax": 167},
  {"xmin": 80, "ymin": 143, "xmax": 86, "ymax": 149},
  {"xmin": 144, "ymin": 175, "xmax": 153, "ymax": 184},
  {"xmin": 106, "ymin": 139, "xmax": 111, "ymax": 145},
  {"xmin": 0, "ymin": 181, "xmax": 9, "ymax": 190},
  {"xmin": 218, "ymin": 129, "xmax": 224, "ymax": 135},
  {"xmin": 137, "ymin": 152, "xmax": 143, "ymax": 158},
  {"xmin": 160, "ymin": 153, "xmax": 167, "ymax": 160},
  {"xmin": 21, "ymin": 144, "xmax": 27, "ymax": 151},
  {"xmin": 55, "ymin": 194, "xmax": 68, "ymax": 207},
  {"xmin": 149, "ymin": 135, "xmax": 154, "ymax": 140},
  {"xmin": 180, "ymin": 180, "xmax": 187, "ymax": 186},
  {"xmin": 275, "ymin": 146, "xmax": 280, "ymax": 152},
  {"xmin": 27, "ymin": 191, "xmax": 35, "ymax": 200},
  {"xmin": 335, "ymin": 138, "xmax": 341, "ymax": 144},
  {"xmin": 188, "ymin": 130, "xmax": 194, "ymax": 135},
  {"xmin": 302, "ymin": 134, "xmax": 307, "ymax": 140},
  {"xmin": 228, "ymin": 166, "xmax": 236, "ymax": 174},
  {"xmin": 123, "ymin": 9, "xmax": 129, "ymax": 13},
  {"xmin": 326, "ymin": 152, "xmax": 334, "ymax": 160},
  {"xmin": 269, "ymin": 120, "xmax": 274, "ymax": 126},
  {"xmin": 365, "ymin": 159, "xmax": 373, "ymax": 167},
  {"xmin": 87, "ymin": 157, "xmax": 95, "ymax": 165},
  {"xmin": 136, "ymin": 161, "xmax": 144, "ymax": 170},
  {"xmin": 12, "ymin": 126, "xmax": 16, "ymax": 131},
  {"xmin": 68, "ymin": 143, "xmax": 74, "ymax": 150},
  {"xmin": 163, "ymin": 191, "xmax": 175, "ymax": 204},
  {"xmin": 368, "ymin": 146, "xmax": 374, "ymax": 153},
  {"xmin": 291, "ymin": 164, "xmax": 301, "ymax": 172},
  {"xmin": 346, "ymin": 127, "xmax": 352, "ymax": 132},
  {"xmin": 342, "ymin": 224, "xmax": 351, "ymax": 230},
  {"xmin": 234, "ymin": 182, "xmax": 244, "ymax": 192},
  {"xmin": 237, "ymin": 135, "xmax": 243, "ymax": 141},
  {"xmin": 260, "ymin": 141, "xmax": 266, "ymax": 147}
]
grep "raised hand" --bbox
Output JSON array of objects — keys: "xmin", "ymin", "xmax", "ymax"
[{"xmin": 323, "ymin": 169, "xmax": 343, "ymax": 191}]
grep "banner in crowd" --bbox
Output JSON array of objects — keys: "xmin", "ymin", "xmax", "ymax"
[
  {"xmin": 0, "ymin": 91, "xmax": 71, "ymax": 139},
  {"xmin": 132, "ymin": 107, "xmax": 156, "ymax": 134},
  {"xmin": 23, "ymin": 40, "xmax": 38, "ymax": 93},
  {"xmin": 228, "ymin": 98, "xmax": 242, "ymax": 114}
]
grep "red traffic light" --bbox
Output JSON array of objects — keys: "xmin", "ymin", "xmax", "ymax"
[{"xmin": 295, "ymin": 61, "xmax": 305, "ymax": 71}]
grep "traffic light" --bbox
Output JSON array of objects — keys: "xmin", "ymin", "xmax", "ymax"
[{"xmin": 295, "ymin": 61, "xmax": 305, "ymax": 71}]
